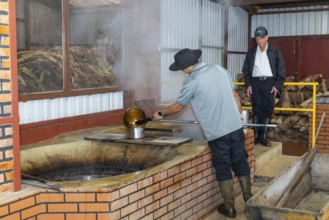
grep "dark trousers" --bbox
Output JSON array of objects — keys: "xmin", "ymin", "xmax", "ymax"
[
  {"xmin": 250, "ymin": 77, "xmax": 275, "ymax": 118},
  {"xmin": 208, "ymin": 128, "xmax": 250, "ymax": 181}
]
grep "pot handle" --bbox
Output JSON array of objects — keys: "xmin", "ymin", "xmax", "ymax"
[{"xmin": 135, "ymin": 117, "xmax": 153, "ymax": 125}]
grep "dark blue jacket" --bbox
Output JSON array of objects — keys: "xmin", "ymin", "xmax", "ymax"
[{"xmin": 242, "ymin": 43, "xmax": 286, "ymax": 91}]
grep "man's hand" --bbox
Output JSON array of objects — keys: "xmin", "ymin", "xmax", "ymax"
[
  {"xmin": 271, "ymin": 86, "xmax": 278, "ymax": 97},
  {"xmin": 246, "ymin": 86, "xmax": 252, "ymax": 96},
  {"xmin": 152, "ymin": 111, "xmax": 163, "ymax": 120}
]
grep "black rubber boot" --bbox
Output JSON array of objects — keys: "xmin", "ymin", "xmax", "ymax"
[
  {"xmin": 238, "ymin": 175, "xmax": 253, "ymax": 202},
  {"xmin": 218, "ymin": 179, "xmax": 236, "ymax": 218},
  {"xmin": 260, "ymin": 117, "xmax": 272, "ymax": 147},
  {"xmin": 253, "ymin": 116, "xmax": 260, "ymax": 145}
]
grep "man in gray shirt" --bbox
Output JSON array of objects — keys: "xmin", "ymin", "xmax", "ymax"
[{"xmin": 153, "ymin": 48, "xmax": 252, "ymax": 218}]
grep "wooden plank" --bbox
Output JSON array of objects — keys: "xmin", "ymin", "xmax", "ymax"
[
  {"xmin": 283, "ymin": 170, "xmax": 311, "ymax": 208},
  {"xmin": 311, "ymin": 154, "xmax": 329, "ymax": 191},
  {"xmin": 84, "ymin": 134, "xmax": 192, "ymax": 146},
  {"xmin": 247, "ymin": 203, "xmax": 317, "ymax": 220}
]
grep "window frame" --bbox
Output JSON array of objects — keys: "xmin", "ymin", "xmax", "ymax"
[{"xmin": 18, "ymin": 0, "xmax": 123, "ymax": 102}]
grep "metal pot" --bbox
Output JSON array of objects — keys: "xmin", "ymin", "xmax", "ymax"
[
  {"xmin": 123, "ymin": 107, "xmax": 146, "ymax": 128},
  {"xmin": 127, "ymin": 127, "xmax": 145, "ymax": 139},
  {"xmin": 123, "ymin": 107, "xmax": 146, "ymax": 139}
]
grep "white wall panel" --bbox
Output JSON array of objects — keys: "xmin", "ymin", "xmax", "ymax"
[
  {"xmin": 227, "ymin": 6, "xmax": 248, "ymax": 79},
  {"xmin": 202, "ymin": 47, "xmax": 223, "ymax": 66},
  {"xmin": 160, "ymin": 0, "xmax": 200, "ymax": 102},
  {"xmin": 228, "ymin": 54, "xmax": 245, "ymax": 81},
  {"xmin": 19, "ymin": 92, "xmax": 123, "ymax": 124},
  {"xmin": 161, "ymin": 0, "xmax": 200, "ymax": 49},
  {"xmin": 252, "ymin": 5, "xmax": 329, "ymax": 37},
  {"xmin": 228, "ymin": 7, "xmax": 248, "ymax": 52},
  {"xmin": 159, "ymin": 0, "xmax": 224, "ymax": 103},
  {"xmin": 202, "ymin": 1, "xmax": 223, "ymax": 48}
]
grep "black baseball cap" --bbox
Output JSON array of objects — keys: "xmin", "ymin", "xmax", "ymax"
[{"xmin": 254, "ymin": 26, "xmax": 268, "ymax": 38}]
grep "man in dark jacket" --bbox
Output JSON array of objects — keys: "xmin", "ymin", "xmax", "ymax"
[{"xmin": 242, "ymin": 26, "xmax": 286, "ymax": 147}]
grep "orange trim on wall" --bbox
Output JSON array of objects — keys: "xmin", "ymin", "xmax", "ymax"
[
  {"xmin": 9, "ymin": 0, "xmax": 21, "ymax": 192},
  {"xmin": 20, "ymin": 109, "xmax": 125, "ymax": 146}
]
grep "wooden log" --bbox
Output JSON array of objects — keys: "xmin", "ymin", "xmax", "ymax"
[
  {"xmin": 286, "ymin": 84, "xmax": 298, "ymax": 92},
  {"xmin": 325, "ymin": 79, "xmax": 329, "ymax": 90},
  {"xmin": 298, "ymin": 74, "xmax": 322, "ymax": 90},
  {"xmin": 285, "ymin": 76, "xmax": 298, "ymax": 91},
  {"xmin": 283, "ymin": 115, "xmax": 300, "ymax": 125},
  {"xmin": 299, "ymin": 93, "xmax": 323, "ymax": 108},
  {"xmin": 292, "ymin": 117, "xmax": 308, "ymax": 131},
  {"xmin": 302, "ymin": 91, "xmax": 313, "ymax": 100},
  {"xmin": 271, "ymin": 115, "xmax": 284, "ymax": 125},
  {"xmin": 288, "ymin": 91, "xmax": 304, "ymax": 104},
  {"xmin": 277, "ymin": 123, "xmax": 290, "ymax": 131},
  {"xmin": 320, "ymin": 79, "xmax": 328, "ymax": 93},
  {"xmin": 280, "ymin": 88, "xmax": 290, "ymax": 108},
  {"xmin": 285, "ymin": 76, "xmax": 295, "ymax": 82},
  {"xmin": 236, "ymin": 73, "xmax": 244, "ymax": 82}
]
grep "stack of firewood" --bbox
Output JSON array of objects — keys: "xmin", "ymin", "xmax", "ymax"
[{"xmin": 236, "ymin": 73, "xmax": 328, "ymax": 145}]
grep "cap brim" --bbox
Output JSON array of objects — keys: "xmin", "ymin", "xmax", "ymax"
[{"xmin": 255, "ymin": 34, "xmax": 266, "ymax": 38}]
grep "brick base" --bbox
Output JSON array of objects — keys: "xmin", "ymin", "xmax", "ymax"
[
  {"xmin": 0, "ymin": 130, "xmax": 255, "ymax": 220},
  {"xmin": 310, "ymin": 104, "xmax": 329, "ymax": 153}
]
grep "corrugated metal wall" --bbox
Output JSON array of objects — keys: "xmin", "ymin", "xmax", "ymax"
[
  {"xmin": 16, "ymin": 0, "xmax": 25, "ymax": 50},
  {"xmin": 19, "ymin": 92, "xmax": 123, "ymax": 124},
  {"xmin": 227, "ymin": 6, "xmax": 248, "ymax": 80},
  {"xmin": 70, "ymin": 6, "xmax": 122, "ymax": 45},
  {"xmin": 17, "ymin": 1, "xmax": 62, "ymax": 50},
  {"xmin": 202, "ymin": 1, "xmax": 224, "ymax": 64},
  {"xmin": 160, "ymin": 0, "xmax": 226, "ymax": 102},
  {"xmin": 251, "ymin": 5, "xmax": 329, "ymax": 37},
  {"xmin": 30, "ymin": 2, "xmax": 62, "ymax": 46},
  {"xmin": 160, "ymin": 0, "xmax": 200, "ymax": 102}
]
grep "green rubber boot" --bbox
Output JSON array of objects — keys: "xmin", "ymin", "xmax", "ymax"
[{"xmin": 218, "ymin": 179, "xmax": 236, "ymax": 218}]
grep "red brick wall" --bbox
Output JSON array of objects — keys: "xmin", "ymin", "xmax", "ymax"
[
  {"xmin": 0, "ymin": 0, "xmax": 20, "ymax": 192},
  {"xmin": 312, "ymin": 104, "xmax": 329, "ymax": 153},
  {"xmin": 0, "ymin": 131, "xmax": 255, "ymax": 220}
]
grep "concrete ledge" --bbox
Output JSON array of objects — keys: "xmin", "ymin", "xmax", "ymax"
[{"xmin": 254, "ymin": 142, "xmax": 282, "ymax": 172}]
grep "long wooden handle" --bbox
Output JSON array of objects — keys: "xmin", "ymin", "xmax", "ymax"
[{"xmin": 275, "ymin": 112, "xmax": 326, "ymax": 208}]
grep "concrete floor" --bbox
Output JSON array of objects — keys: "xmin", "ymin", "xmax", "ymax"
[{"xmin": 202, "ymin": 142, "xmax": 301, "ymax": 220}]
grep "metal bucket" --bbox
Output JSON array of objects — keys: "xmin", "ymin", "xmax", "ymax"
[
  {"xmin": 127, "ymin": 127, "xmax": 145, "ymax": 139},
  {"xmin": 242, "ymin": 110, "xmax": 249, "ymax": 124}
]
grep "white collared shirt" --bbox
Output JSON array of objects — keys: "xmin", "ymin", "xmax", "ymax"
[{"xmin": 252, "ymin": 44, "xmax": 273, "ymax": 77}]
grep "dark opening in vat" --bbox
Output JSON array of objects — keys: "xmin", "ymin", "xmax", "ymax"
[
  {"xmin": 21, "ymin": 141, "xmax": 178, "ymax": 184},
  {"xmin": 35, "ymin": 164, "xmax": 141, "ymax": 181}
]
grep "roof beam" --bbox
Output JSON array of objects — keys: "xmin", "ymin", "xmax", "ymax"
[{"xmin": 227, "ymin": 0, "xmax": 314, "ymax": 6}]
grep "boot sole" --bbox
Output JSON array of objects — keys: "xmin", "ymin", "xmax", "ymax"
[{"xmin": 218, "ymin": 204, "xmax": 236, "ymax": 218}]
